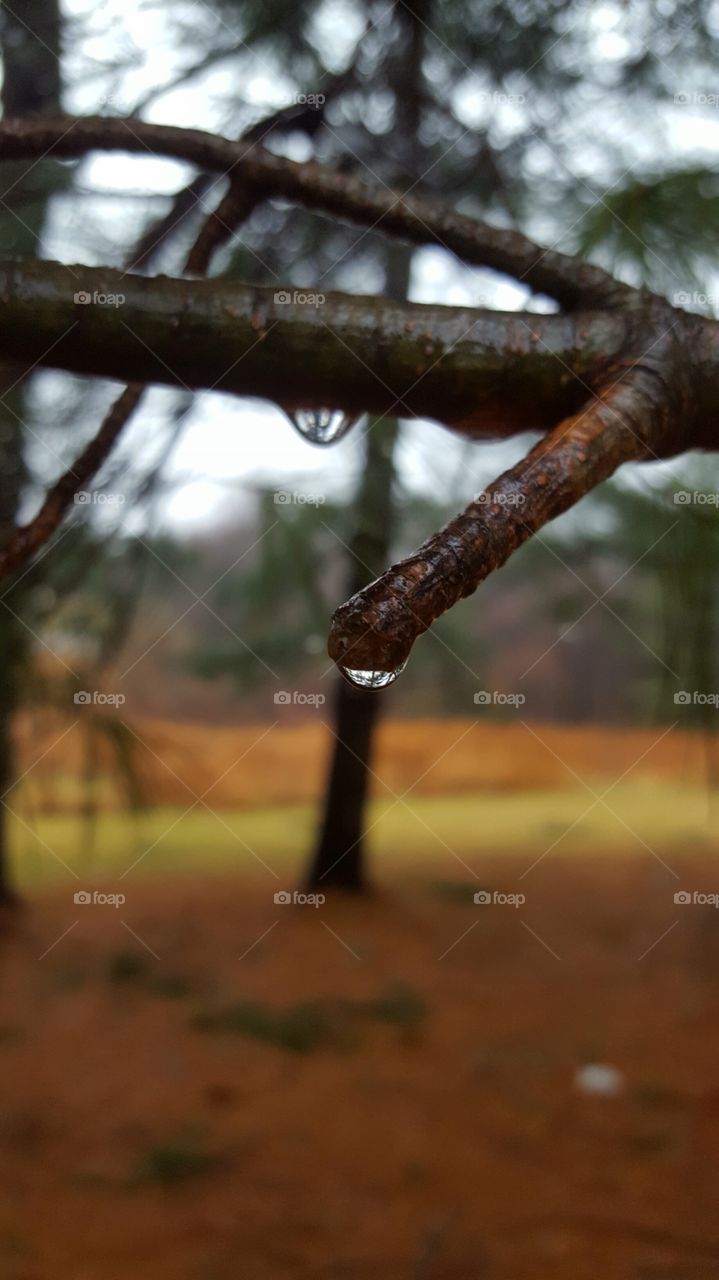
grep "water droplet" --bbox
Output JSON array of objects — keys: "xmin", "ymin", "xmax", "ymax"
[
  {"xmin": 339, "ymin": 662, "xmax": 406, "ymax": 690},
  {"xmin": 289, "ymin": 408, "xmax": 358, "ymax": 446}
]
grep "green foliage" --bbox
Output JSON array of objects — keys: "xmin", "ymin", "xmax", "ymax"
[{"xmin": 575, "ymin": 170, "xmax": 719, "ymax": 295}]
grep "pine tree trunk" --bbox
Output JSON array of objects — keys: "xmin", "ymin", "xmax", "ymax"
[
  {"xmin": 305, "ymin": 240, "xmax": 412, "ymax": 892},
  {"xmin": 305, "ymin": 412, "xmax": 401, "ymax": 891},
  {"xmin": 305, "ymin": 1, "xmax": 423, "ymax": 893}
]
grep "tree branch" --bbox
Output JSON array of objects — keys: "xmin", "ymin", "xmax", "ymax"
[
  {"xmin": 0, "ymin": 115, "xmax": 636, "ymax": 308},
  {"xmin": 328, "ymin": 356, "xmax": 691, "ymax": 674},
  {"xmin": 0, "ymin": 384, "xmax": 144, "ymax": 579},
  {"xmin": 0, "ymin": 256, "xmax": 645, "ymax": 434},
  {"xmin": 0, "ymin": 173, "xmax": 264, "ymax": 577}
]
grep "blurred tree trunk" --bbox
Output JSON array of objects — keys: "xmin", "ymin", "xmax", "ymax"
[
  {"xmin": 306, "ymin": 2, "xmax": 424, "ymax": 893},
  {"xmin": 0, "ymin": 0, "xmax": 62, "ymax": 904},
  {"xmin": 305, "ymin": 248, "xmax": 410, "ymax": 893}
]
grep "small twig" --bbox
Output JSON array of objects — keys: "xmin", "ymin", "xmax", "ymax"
[
  {"xmin": 0, "ymin": 384, "xmax": 144, "ymax": 580},
  {"xmin": 184, "ymin": 180, "xmax": 262, "ymax": 275}
]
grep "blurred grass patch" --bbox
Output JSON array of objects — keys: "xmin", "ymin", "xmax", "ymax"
[
  {"xmin": 131, "ymin": 1134, "xmax": 220, "ymax": 1186},
  {"xmin": 8, "ymin": 779, "xmax": 718, "ymax": 891},
  {"xmin": 192, "ymin": 984, "xmax": 427, "ymax": 1053},
  {"xmin": 192, "ymin": 999, "xmax": 354, "ymax": 1053},
  {"xmin": 429, "ymin": 879, "xmax": 486, "ymax": 905},
  {"xmin": 106, "ymin": 951, "xmax": 153, "ymax": 984},
  {"xmin": 105, "ymin": 950, "xmax": 196, "ymax": 999}
]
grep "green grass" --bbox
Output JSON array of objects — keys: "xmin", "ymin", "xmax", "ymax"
[
  {"xmin": 364, "ymin": 983, "xmax": 426, "ymax": 1032},
  {"xmin": 131, "ymin": 1136, "xmax": 219, "ymax": 1186},
  {"xmin": 7, "ymin": 778, "xmax": 717, "ymax": 890},
  {"xmin": 192, "ymin": 999, "xmax": 351, "ymax": 1053},
  {"xmin": 192, "ymin": 985, "xmax": 427, "ymax": 1053}
]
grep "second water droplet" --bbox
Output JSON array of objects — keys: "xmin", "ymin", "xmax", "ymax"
[
  {"xmin": 290, "ymin": 408, "xmax": 357, "ymax": 446},
  {"xmin": 340, "ymin": 662, "xmax": 407, "ymax": 690}
]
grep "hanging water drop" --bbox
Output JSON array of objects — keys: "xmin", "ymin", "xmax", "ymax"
[
  {"xmin": 289, "ymin": 408, "xmax": 357, "ymax": 446},
  {"xmin": 339, "ymin": 661, "xmax": 407, "ymax": 690}
]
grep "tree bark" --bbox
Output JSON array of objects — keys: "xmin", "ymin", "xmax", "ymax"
[
  {"xmin": 0, "ymin": 257, "xmax": 637, "ymax": 434},
  {"xmin": 307, "ymin": 425, "xmax": 401, "ymax": 892}
]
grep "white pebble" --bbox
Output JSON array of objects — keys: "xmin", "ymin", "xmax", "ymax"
[{"xmin": 574, "ymin": 1063, "xmax": 624, "ymax": 1096}]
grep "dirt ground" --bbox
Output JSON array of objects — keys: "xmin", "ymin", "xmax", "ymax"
[{"xmin": 2, "ymin": 849, "xmax": 719, "ymax": 1280}]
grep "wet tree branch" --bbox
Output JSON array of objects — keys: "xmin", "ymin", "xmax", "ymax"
[
  {"xmin": 0, "ymin": 256, "xmax": 658, "ymax": 432},
  {"xmin": 328, "ymin": 353, "xmax": 693, "ymax": 673}
]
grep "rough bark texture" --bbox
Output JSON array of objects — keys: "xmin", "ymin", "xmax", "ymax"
[
  {"xmin": 0, "ymin": 257, "xmax": 659, "ymax": 428},
  {"xmin": 329, "ymin": 357, "xmax": 690, "ymax": 673}
]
